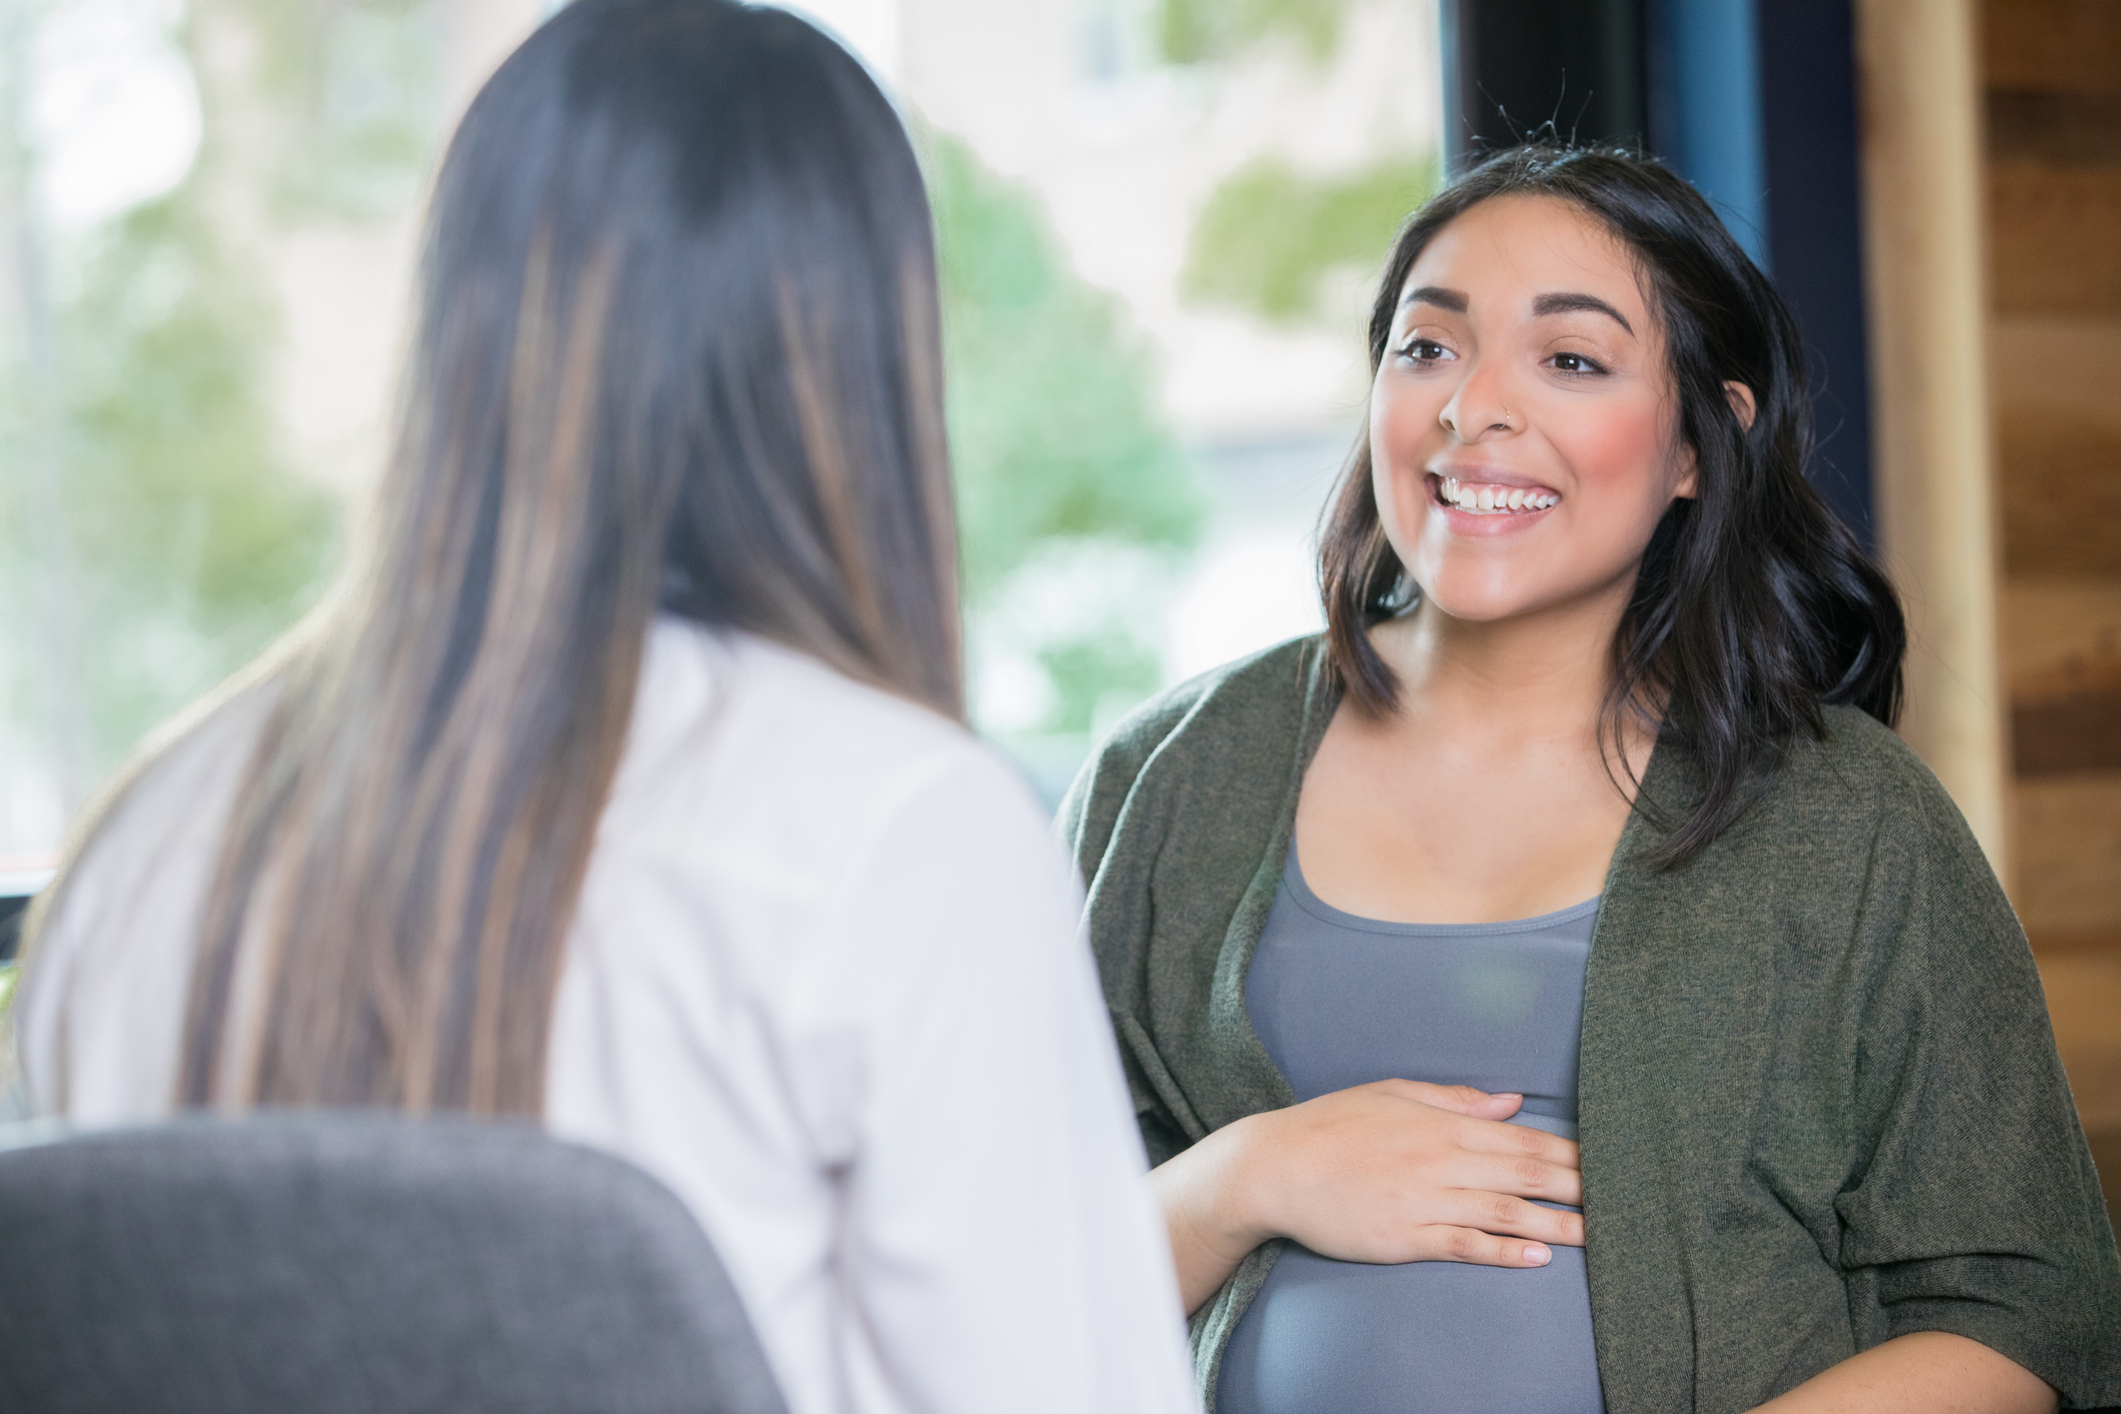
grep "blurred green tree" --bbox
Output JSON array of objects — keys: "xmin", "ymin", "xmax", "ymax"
[
  {"xmin": 1151, "ymin": 0, "xmax": 1439, "ymax": 330},
  {"xmin": 5, "ymin": 7, "xmax": 1208, "ymax": 786},
  {"xmin": 57, "ymin": 193, "xmax": 338, "ymax": 759},
  {"xmin": 924, "ymin": 132, "xmax": 1203, "ymax": 735},
  {"xmin": 4, "ymin": 0, "xmax": 445, "ymax": 783},
  {"xmin": 1152, "ymin": 0, "xmax": 1354, "ymax": 66},
  {"xmin": 1182, "ymin": 152, "xmax": 1437, "ymax": 326},
  {"xmin": 926, "ymin": 132, "xmax": 1199, "ymax": 602}
]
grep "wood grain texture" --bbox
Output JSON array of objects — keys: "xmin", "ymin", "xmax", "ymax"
[
  {"xmin": 1988, "ymin": 90, "xmax": 2121, "ymax": 167},
  {"xmin": 2014, "ymin": 771, "xmax": 2121, "ymax": 934},
  {"xmin": 1983, "ymin": 0, "xmax": 2121, "ymax": 92},
  {"xmin": 1994, "ymin": 412, "xmax": 2121, "ymax": 575},
  {"xmin": 2004, "ymin": 583, "xmax": 2121, "ymax": 776},
  {"xmin": 1989, "ymin": 165, "xmax": 2121, "ymax": 315},
  {"xmin": 2040, "ymin": 951, "xmax": 2121, "ymax": 1132},
  {"xmin": 1985, "ymin": 90, "xmax": 2121, "ymax": 168},
  {"xmin": 2000, "ymin": 578, "xmax": 2121, "ymax": 682},
  {"xmin": 2014, "ymin": 691, "xmax": 2121, "ymax": 773},
  {"xmin": 2031, "ymin": 923, "xmax": 2121, "ymax": 955},
  {"xmin": 1988, "ymin": 317, "xmax": 2121, "ymax": 411}
]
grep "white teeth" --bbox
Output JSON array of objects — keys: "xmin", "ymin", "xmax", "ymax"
[{"xmin": 1437, "ymin": 477, "xmax": 1559, "ymax": 514}]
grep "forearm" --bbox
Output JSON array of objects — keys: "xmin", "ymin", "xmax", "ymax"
[
  {"xmin": 1149, "ymin": 1116, "xmax": 1270, "ymax": 1315},
  {"xmin": 1749, "ymin": 1332, "xmax": 2055, "ymax": 1414}
]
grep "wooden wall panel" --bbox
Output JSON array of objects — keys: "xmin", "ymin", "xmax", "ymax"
[
  {"xmin": 1989, "ymin": 91, "xmax": 2121, "ymax": 165},
  {"xmin": 2000, "ymin": 580, "xmax": 2121, "ymax": 682},
  {"xmin": 2040, "ymin": 952, "xmax": 2121, "ymax": 1132},
  {"xmin": 1982, "ymin": 0, "xmax": 2121, "ymax": 1211},
  {"xmin": 1994, "ymin": 411, "xmax": 2121, "ymax": 575},
  {"xmin": 1988, "ymin": 322, "xmax": 2121, "ymax": 580},
  {"xmin": 1989, "ymin": 166, "xmax": 2121, "ymax": 316},
  {"xmin": 1988, "ymin": 319, "xmax": 2121, "ymax": 418},
  {"xmin": 1983, "ymin": 0, "xmax": 2121, "ymax": 92},
  {"xmin": 2015, "ymin": 773, "xmax": 2121, "ymax": 935},
  {"xmin": 2004, "ymin": 580, "xmax": 2121, "ymax": 774}
]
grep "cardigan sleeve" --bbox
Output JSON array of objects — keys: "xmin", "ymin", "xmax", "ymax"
[
  {"xmin": 1060, "ymin": 718, "xmax": 1182, "ymax": 1168},
  {"xmin": 1832, "ymin": 757, "xmax": 2121, "ymax": 1406},
  {"xmin": 1059, "ymin": 686, "xmax": 1222, "ymax": 1172}
]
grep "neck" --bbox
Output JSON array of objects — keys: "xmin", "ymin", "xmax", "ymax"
[{"xmin": 1373, "ymin": 578, "xmax": 1635, "ymax": 745}]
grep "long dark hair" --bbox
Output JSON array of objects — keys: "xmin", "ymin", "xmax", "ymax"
[
  {"xmin": 1319, "ymin": 145, "xmax": 1904, "ymax": 866},
  {"xmin": 28, "ymin": 0, "xmax": 961, "ymax": 1113}
]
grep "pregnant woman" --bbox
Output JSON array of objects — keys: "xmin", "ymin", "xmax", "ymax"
[{"xmin": 1065, "ymin": 145, "xmax": 2121, "ymax": 1412}]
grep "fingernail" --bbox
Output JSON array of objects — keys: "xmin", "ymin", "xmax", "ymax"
[{"xmin": 1524, "ymin": 1245, "xmax": 1551, "ymax": 1265}]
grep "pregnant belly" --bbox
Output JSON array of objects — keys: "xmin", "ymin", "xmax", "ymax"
[{"xmin": 1215, "ymin": 1213, "xmax": 1603, "ymax": 1414}]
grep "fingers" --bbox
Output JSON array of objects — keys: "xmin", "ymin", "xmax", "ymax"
[
  {"xmin": 1435, "ymin": 1188, "xmax": 1586, "ymax": 1248},
  {"xmin": 1296, "ymin": 1189, "xmax": 1586, "ymax": 1266},
  {"xmin": 1416, "ymin": 1225, "xmax": 1561, "ymax": 1269},
  {"xmin": 1383, "ymin": 1079, "xmax": 1524, "ymax": 1120},
  {"xmin": 1453, "ymin": 1111, "xmax": 1580, "ymax": 1170},
  {"xmin": 1448, "ymin": 1147, "xmax": 1584, "ymax": 1207}
]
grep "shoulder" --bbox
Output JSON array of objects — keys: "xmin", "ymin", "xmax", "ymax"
[
  {"xmin": 575, "ymin": 622, "xmax": 1078, "ymax": 1062},
  {"xmin": 1759, "ymin": 704, "xmax": 1978, "ymax": 858},
  {"xmin": 1107, "ymin": 633, "xmax": 1320, "ymax": 762},
  {"xmin": 1650, "ymin": 702, "xmax": 1999, "ymax": 903},
  {"xmin": 37, "ymin": 679, "xmax": 277, "ymax": 945},
  {"xmin": 605, "ymin": 619, "xmax": 1046, "ymax": 896},
  {"xmin": 1652, "ymin": 704, "xmax": 2017, "ymax": 977},
  {"xmin": 16, "ymin": 678, "xmax": 278, "ymax": 1116},
  {"xmin": 1059, "ymin": 634, "xmax": 1322, "ymax": 849}
]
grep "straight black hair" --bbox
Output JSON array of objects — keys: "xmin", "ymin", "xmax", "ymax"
[
  {"xmin": 1319, "ymin": 144, "xmax": 1905, "ymax": 867},
  {"xmin": 80, "ymin": 0, "xmax": 961, "ymax": 1111}
]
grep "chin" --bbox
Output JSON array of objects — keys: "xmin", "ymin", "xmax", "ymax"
[
  {"xmin": 1410, "ymin": 572, "xmax": 1544, "ymax": 625},
  {"xmin": 1398, "ymin": 534, "xmax": 1527, "ymax": 611}
]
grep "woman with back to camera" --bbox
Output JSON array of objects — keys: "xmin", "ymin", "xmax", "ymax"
[
  {"xmin": 1067, "ymin": 145, "xmax": 2121, "ymax": 1413},
  {"xmin": 12, "ymin": 4, "xmax": 1198, "ymax": 1412}
]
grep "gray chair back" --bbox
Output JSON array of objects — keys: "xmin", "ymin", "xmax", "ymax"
[{"xmin": 0, "ymin": 1114, "xmax": 791, "ymax": 1414}]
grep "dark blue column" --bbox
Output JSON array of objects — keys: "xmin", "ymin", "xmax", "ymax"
[
  {"xmin": 1752, "ymin": 0, "xmax": 1876, "ymax": 547},
  {"xmin": 1644, "ymin": 0, "xmax": 1769, "ymax": 267},
  {"xmin": 1441, "ymin": 0, "xmax": 1648, "ymax": 172},
  {"xmin": 1448, "ymin": 0, "xmax": 1879, "ymax": 546},
  {"xmin": 1649, "ymin": 0, "xmax": 1876, "ymax": 544}
]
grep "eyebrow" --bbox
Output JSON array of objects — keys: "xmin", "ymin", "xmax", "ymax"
[
  {"xmin": 1399, "ymin": 284, "xmax": 1468, "ymax": 313},
  {"xmin": 1531, "ymin": 291, "xmax": 1634, "ymax": 335}
]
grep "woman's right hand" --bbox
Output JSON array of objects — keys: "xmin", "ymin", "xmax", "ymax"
[{"xmin": 1149, "ymin": 1079, "xmax": 1584, "ymax": 1315}]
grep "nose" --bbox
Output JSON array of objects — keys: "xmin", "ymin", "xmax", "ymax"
[{"xmin": 1438, "ymin": 360, "xmax": 1515, "ymax": 441}]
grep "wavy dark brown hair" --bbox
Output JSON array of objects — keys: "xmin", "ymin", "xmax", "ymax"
[
  {"xmin": 1320, "ymin": 145, "xmax": 1904, "ymax": 866},
  {"xmin": 26, "ymin": 0, "xmax": 960, "ymax": 1112}
]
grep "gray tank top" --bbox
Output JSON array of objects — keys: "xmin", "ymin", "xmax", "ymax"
[{"xmin": 1217, "ymin": 850, "xmax": 1605, "ymax": 1414}]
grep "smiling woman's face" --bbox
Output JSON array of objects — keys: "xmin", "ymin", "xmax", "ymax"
[{"xmin": 1371, "ymin": 194, "xmax": 1693, "ymax": 625}]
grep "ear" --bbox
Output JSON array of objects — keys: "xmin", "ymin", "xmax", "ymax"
[
  {"xmin": 1724, "ymin": 380, "xmax": 1757, "ymax": 431},
  {"xmin": 1673, "ymin": 444, "xmax": 1700, "ymax": 500},
  {"xmin": 1677, "ymin": 381, "xmax": 1756, "ymax": 502}
]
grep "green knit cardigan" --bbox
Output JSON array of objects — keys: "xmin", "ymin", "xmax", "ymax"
[{"xmin": 1061, "ymin": 634, "xmax": 2121, "ymax": 1413}]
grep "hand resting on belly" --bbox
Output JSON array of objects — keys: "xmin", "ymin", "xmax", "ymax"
[{"xmin": 1150, "ymin": 1077, "xmax": 1582, "ymax": 1315}]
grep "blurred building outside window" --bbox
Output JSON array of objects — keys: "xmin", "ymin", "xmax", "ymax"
[{"xmin": 0, "ymin": 0, "xmax": 1443, "ymax": 880}]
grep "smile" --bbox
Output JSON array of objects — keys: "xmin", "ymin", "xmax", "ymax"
[{"xmin": 1430, "ymin": 475, "xmax": 1560, "ymax": 515}]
